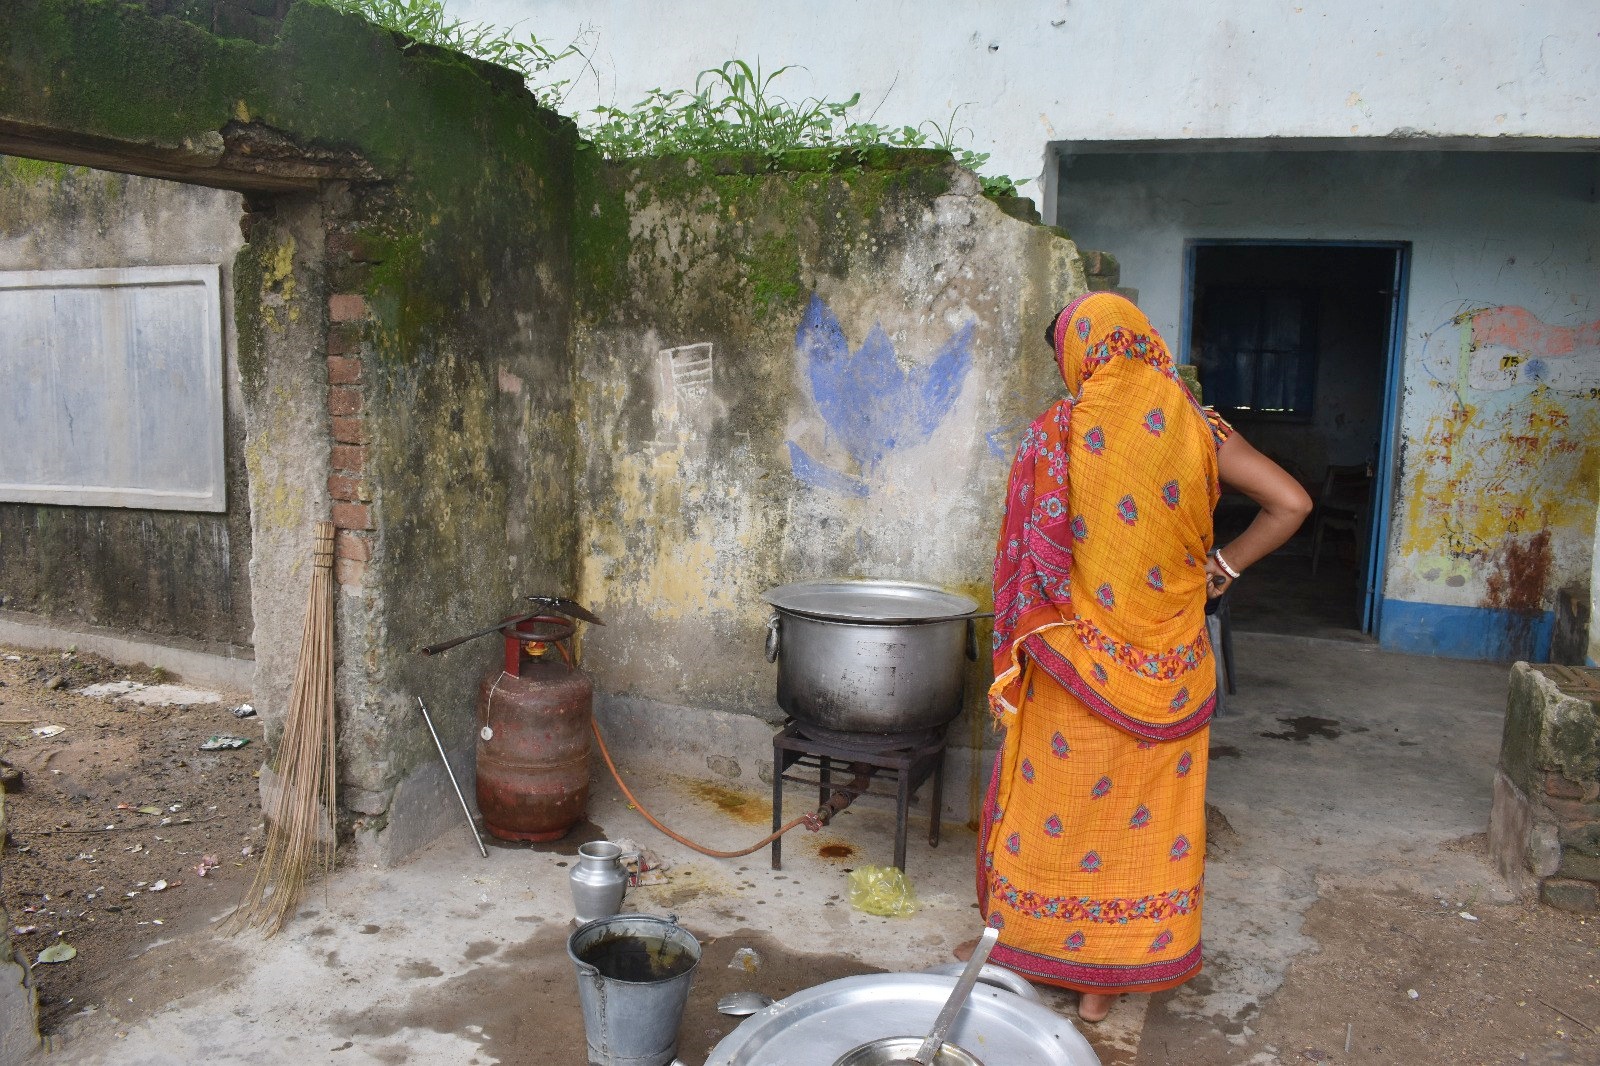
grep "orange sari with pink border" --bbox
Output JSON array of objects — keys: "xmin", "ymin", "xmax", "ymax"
[{"xmin": 982, "ymin": 292, "xmax": 1230, "ymax": 994}]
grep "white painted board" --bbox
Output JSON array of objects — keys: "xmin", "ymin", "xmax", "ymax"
[{"xmin": 0, "ymin": 265, "xmax": 227, "ymax": 512}]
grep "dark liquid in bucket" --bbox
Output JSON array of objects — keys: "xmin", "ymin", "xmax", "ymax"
[{"xmin": 578, "ymin": 933, "xmax": 696, "ymax": 982}]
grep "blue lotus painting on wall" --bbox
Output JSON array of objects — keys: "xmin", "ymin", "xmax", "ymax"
[{"xmin": 788, "ymin": 293, "xmax": 975, "ymax": 496}]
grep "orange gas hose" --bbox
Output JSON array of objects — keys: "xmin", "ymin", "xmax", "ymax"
[{"xmin": 590, "ymin": 719, "xmax": 816, "ymax": 858}]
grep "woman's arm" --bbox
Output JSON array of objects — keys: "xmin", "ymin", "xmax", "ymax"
[{"xmin": 1204, "ymin": 431, "xmax": 1314, "ymax": 598}]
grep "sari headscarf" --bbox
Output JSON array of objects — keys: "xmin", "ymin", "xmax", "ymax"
[{"xmin": 990, "ymin": 292, "xmax": 1222, "ymax": 740}]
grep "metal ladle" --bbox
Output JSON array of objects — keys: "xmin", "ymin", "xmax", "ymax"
[{"xmin": 832, "ymin": 926, "xmax": 1001, "ymax": 1066}]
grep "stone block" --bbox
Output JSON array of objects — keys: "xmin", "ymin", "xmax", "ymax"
[
  {"xmin": 1502, "ymin": 664, "xmax": 1600, "ymax": 792},
  {"xmin": 343, "ymin": 785, "xmax": 392, "ymax": 816},
  {"xmin": 1558, "ymin": 819, "xmax": 1600, "ymax": 857},
  {"xmin": 1557, "ymin": 846, "xmax": 1600, "ymax": 881},
  {"xmin": 1540, "ymin": 877, "xmax": 1599, "ymax": 912}
]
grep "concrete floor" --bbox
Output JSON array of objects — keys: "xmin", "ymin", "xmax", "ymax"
[{"xmin": 46, "ymin": 634, "xmax": 1513, "ymax": 1065}]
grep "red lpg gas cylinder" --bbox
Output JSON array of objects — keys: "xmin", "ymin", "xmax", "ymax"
[{"xmin": 475, "ymin": 617, "xmax": 592, "ymax": 842}]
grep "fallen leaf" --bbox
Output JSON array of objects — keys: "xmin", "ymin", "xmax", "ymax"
[
  {"xmin": 36, "ymin": 942, "xmax": 76, "ymax": 964},
  {"xmin": 32, "ymin": 725, "xmax": 64, "ymax": 738}
]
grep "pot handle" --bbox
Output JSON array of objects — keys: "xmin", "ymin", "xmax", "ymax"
[{"xmin": 765, "ymin": 615, "xmax": 781, "ymax": 663}]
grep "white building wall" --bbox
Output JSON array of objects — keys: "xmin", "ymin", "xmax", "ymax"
[
  {"xmin": 451, "ymin": 0, "xmax": 1600, "ymax": 185},
  {"xmin": 1059, "ymin": 150, "xmax": 1600, "ymax": 660}
]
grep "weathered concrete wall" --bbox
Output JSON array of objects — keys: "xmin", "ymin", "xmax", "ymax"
[
  {"xmin": 0, "ymin": 158, "xmax": 253, "ymax": 658},
  {"xmin": 0, "ymin": 0, "xmax": 580, "ymax": 862},
  {"xmin": 454, "ymin": 0, "xmax": 1600, "ymax": 187},
  {"xmin": 1058, "ymin": 150, "xmax": 1600, "ymax": 661},
  {"xmin": 571, "ymin": 151, "xmax": 1081, "ymax": 789}
]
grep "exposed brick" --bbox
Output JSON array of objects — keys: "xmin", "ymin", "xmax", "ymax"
[
  {"xmin": 1543, "ymin": 771, "xmax": 1600, "ymax": 802},
  {"xmin": 327, "ymin": 475, "xmax": 364, "ymax": 502},
  {"xmin": 330, "ymin": 417, "xmax": 368, "ymax": 446},
  {"xmin": 328, "ymin": 260, "xmax": 373, "ymax": 294},
  {"xmin": 336, "ymin": 531, "xmax": 373, "ymax": 562},
  {"xmin": 326, "ymin": 324, "xmax": 361, "ymax": 356},
  {"xmin": 1543, "ymin": 796, "xmax": 1600, "ymax": 829},
  {"xmin": 327, "ymin": 356, "xmax": 362, "ymax": 385},
  {"xmin": 331, "ymin": 444, "xmax": 367, "ymax": 473},
  {"xmin": 328, "ymin": 385, "xmax": 363, "ymax": 417},
  {"xmin": 328, "ymin": 293, "xmax": 368, "ymax": 322},
  {"xmin": 336, "ymin": 557, "xmax": 366, "ymax": 588},
  {"xmin": 325, "ymin": 230, "xmax": 384, "ymax": 263},
  {"xmin": 1540, "ymin": 876, "xmax": 1600, "ymax": 913},
  {"xmin": 332, "ymin": 502, "xmax": 372, "ymax": 531}
]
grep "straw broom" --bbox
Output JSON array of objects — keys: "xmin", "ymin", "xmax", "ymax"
[{"xmin": 227, "ymin": 521, "xmax": 337, "ymax": 936}]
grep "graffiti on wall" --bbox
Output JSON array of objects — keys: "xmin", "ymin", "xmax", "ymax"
[
  {"xmin": 787, "ymin": 293, "xmax": 974, "ymax": 497},
  {"xmin": 1404, "ymin": 304, "xmax": 1600, "ymax": 602}
]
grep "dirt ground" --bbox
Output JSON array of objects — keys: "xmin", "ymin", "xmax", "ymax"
[
  {"xmin": 0, "ymin": 645, "xmax": 262, "ymax": 1036},
  {"xmin": 2, "ymin": 643, "xmax": 1597, "ymax": 1065},
  {"xmin": 1141, "ymin": 843, "xmax": 1600, "ymax": 1065}
]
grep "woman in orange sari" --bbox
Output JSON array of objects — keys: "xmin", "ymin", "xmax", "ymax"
[{"xmin": 980, "ymin": 292, "xmax": 1309, "ymax": 1020}]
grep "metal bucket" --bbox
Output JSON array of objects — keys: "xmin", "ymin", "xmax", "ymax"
[{"xmin": 568, "ymin": 914, "xmax": 701, "ymax": 1066}]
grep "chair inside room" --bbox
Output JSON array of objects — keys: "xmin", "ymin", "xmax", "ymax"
[{"xmin": 1310, "ymin": 463, "xmax": 1371, "ymax": 576}]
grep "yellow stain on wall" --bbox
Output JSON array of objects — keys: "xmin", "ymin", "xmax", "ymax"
[
  {"xmin": 258, "ymin": 235, "xmax": 297, "ymax": 333},
  {"xmin": 1401, "ymin": 323, "xmax": 1598, "ymax": 571}
]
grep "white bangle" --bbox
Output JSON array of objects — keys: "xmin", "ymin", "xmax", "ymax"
[{"xmin": 1213, "ymin": 550, "xmax": 1240, "ymax": 580}]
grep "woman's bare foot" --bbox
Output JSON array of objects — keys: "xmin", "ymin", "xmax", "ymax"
[
  {"xmin": 1077, "ymin": 992, "xmax": 1117, "ymax": 1022},
  {"xmin": 952, "ymin": 936, "xmax": 980, "ymax": 962}
]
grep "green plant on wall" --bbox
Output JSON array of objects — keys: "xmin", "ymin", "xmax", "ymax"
[
  {"xmin": 313, "ymin": 0, "xmax": 583, "ymax": 101},
  {"xmin": 313, "ymin": 0, "xmax": 1025, "ymax": 197}
]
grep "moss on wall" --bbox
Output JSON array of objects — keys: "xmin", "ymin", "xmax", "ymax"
[
  {"xmin": 571, "ymin": 150, "xmax": 1079, "ymax": 721},
  {"xmin": 1, "ymin": 0, "xmax": 583, "ymax": 857}
]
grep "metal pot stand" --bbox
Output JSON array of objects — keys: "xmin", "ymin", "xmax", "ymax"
[{"xmin": 770, "ymin": 720, "xmax": 947, "ymax": 872}]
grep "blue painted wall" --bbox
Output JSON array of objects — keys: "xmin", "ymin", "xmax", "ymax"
[{"xmin": 1378, "ymin": 599, "xmax": 1554, "ymax": 663}]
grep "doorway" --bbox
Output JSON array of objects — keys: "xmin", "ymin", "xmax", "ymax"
[{"xmin": 1183, "ymin": 241, "xmax": 1406, "ymax": 638}]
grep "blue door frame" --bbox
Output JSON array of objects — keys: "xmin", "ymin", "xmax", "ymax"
[{"xmin": 1179, "ymin": 239, "xmax": 1412, "ymax": 635}]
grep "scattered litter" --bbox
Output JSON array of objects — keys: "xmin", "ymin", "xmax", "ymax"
[
  {"xmin": 168, "ymin": 804, "xmax": 182, "ymax": 813},
  {"xmin": 1407, "ymin": 989, "xmax": 1419, "ymax": 1000},
  {"xmin": 31, "ymin": 725, "xmax": 65, "ymax": 738},
  {"xmin": 613, "ymin": 838, "xmax": 671, "ymax": 887},
  {"xmin": 1459, "ymin": 911, "xmax": 1478, "ymax": 921},
  {"xmin": 196, "ymin": 855, "xmax": 220, "ymax": 877},
  {"xmin": 200, "ymin": 736, "xmax": 249, "ymax": 751},
  {"xmin": 3, "ymin": 655, "xmax": 19, "ymax": 662},
  {"xmin": 729, "ymin": 947, "xmax": 762, "ymax": 973},
  {"xmin": 148, "ymin": 880, "xmax": 168, "ymax": 893},
  {"xmin": 241, "ymin": 845, "xmax": 253, "ymax": 857},
  {"xmin": 232, "ymin": 703, "xmax": 256, "ymax": 719},
  {"xmin": 847, "ymin": 865, "xmax": 918, "ymax": 917},
  {"xmin": 36, "ymin": 942, "xmax": 76, "ymax": 965},
  {"xmin": 12, "ymin": 926, "xmax": 36, "ymax": 935}
]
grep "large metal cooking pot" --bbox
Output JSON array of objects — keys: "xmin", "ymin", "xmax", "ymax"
[
  {"xmin": 703, "ymin": 973, "xmax": 1100, "ymax": 1066},
  {"xmin": 762, "ymin": 580, "xmax": 981, "ymax": 735}
]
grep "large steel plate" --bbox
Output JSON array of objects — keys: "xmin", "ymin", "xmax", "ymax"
[
  {"xmin": 703, "ymin": 973, "xmax": 1100, "ymax": 1066},
  {"xmin": 762, "ymin": 580, "xmax": 978, "ymax": 624}
]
